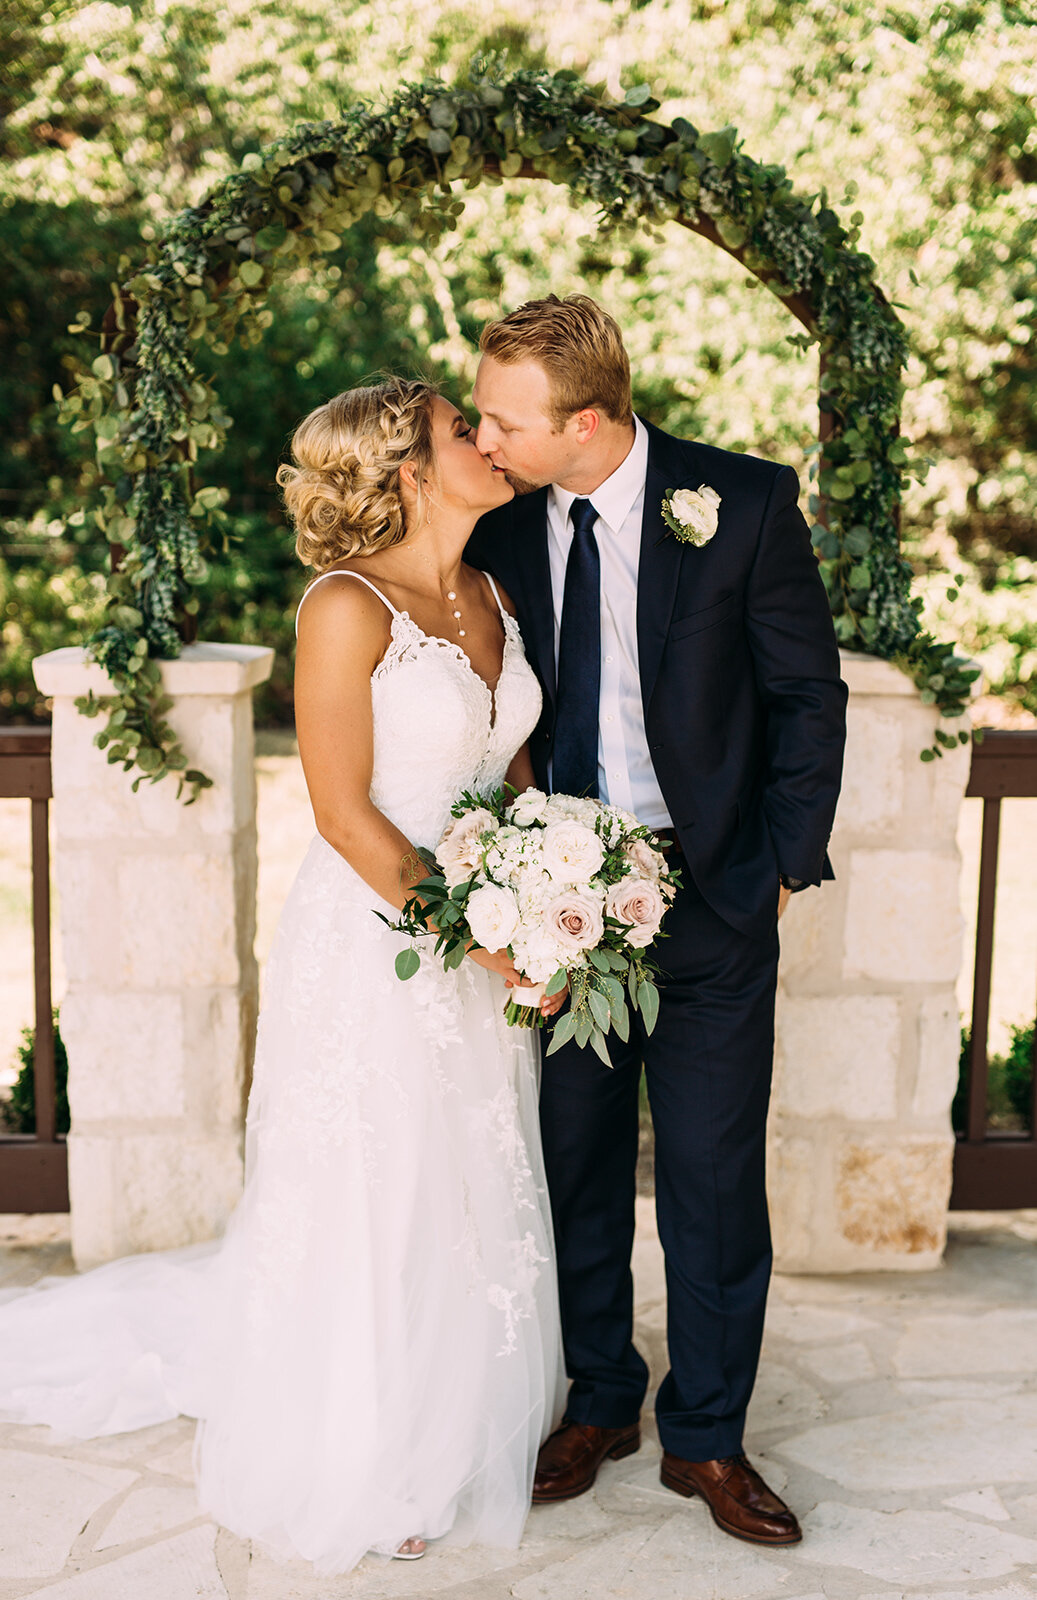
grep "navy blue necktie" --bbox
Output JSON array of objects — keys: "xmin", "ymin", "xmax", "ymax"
[{"xmin": 552, "ymin": 498, "xmax": 601, "ymax": 799}]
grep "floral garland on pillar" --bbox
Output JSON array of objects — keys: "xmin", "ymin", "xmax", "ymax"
[{"xmin": 60, "ymin": 66, "xmax": 976, "ymax": 798}]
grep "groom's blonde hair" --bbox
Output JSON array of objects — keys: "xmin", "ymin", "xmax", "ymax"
[{"xmin": 479, "ymin": 294, "xmax": 633, "ymax": 432}]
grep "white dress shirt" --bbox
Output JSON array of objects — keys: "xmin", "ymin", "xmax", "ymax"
[{"xmin": 547, "ymin": 417, "xmax": 673, "ymax": 830}]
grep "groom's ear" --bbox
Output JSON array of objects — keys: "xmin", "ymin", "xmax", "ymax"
[{"xmin": 572, "ymin": 408, "xmax": 601, "ymax": 445}]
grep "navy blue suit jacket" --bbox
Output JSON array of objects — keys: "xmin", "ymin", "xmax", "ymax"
[{"xmin": 466, "ymin": 418, "xmax": 847, "ymax": 938}]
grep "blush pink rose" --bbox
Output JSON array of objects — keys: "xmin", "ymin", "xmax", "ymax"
[
  {"xmin": 605, "ymin": 877, "xmax": 667, "ymax": 948},
  {"xmin": 623, "ymin": 838, "xmax": 666, "ymax": 880},
  {"xmin": 435, "ymin": 807, "xmax": 496, "ymax": 888},
  {"xmin": 544, "ymin": 890, "xmax": 605, "ymax": 953}
]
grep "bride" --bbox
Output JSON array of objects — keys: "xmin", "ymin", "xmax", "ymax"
[{"xmin": 0, "ymin": 377, "xmax": 565, "ymax": 1572}]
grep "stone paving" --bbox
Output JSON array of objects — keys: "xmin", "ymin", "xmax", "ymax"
[{"xmin": 2, "ymin": 1204, "xmax": 1036, "ymax": 1600}]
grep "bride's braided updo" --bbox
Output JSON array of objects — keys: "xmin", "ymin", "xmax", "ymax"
[{"xmin": 276, "ymin": 378, "xmax": 438, "ymax": 571}]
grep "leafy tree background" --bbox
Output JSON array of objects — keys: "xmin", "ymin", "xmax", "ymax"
[{"xmin": 2, "ymin": 0, "xmax": 1035, "ymax": 726}]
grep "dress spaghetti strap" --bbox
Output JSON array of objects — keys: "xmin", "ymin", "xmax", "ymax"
[
  {"xmin": 482, "ymin": 571, "xmax": 509, "ymax": 623},
  {"xmin": 294, "ymin": 570, "xmax": 399, "ymax": 637}
]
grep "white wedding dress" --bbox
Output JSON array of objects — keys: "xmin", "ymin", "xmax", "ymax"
[{"xmin": 0, "ymin": 569, "xmax": 564, "ymax": 1573}]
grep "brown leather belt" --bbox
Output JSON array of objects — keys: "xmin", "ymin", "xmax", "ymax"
[{"xmin": 653, "ymin": 828, "xmax": 684, "ymax": 857}]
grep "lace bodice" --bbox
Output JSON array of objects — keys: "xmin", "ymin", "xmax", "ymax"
[{"xmin": 296, "ymin": 570, "xmax": 543, "ymax": 849}]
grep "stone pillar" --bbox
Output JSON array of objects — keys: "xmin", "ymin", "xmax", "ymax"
[
  {"xmin": 32, "ymin": 643, "xmax": 274, "ymax": 1270},
  {"xmin": 769, "ymin": 650, "xmax": 971, "ymax": 1272}
]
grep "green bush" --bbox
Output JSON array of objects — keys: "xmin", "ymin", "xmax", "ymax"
[
  {"xmin": 0, "ymin": 531, "xmax": 108, "ymax": 720},
  {"xmin": 953, "ymin": 1017, "xmax": 1035, "ymax": 1135},
  {"xmin": 2, "ymin": 1010, "xmax": 69, "ymax": 1136},
  {"xmin": 3, "ymin": 0, "xmax": 1035, "ymax": 735}
]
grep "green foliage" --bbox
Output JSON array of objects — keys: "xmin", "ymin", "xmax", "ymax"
[
  {"xmin": 954, "ymin": 1018, "xmax": 1035, "ymax": 1134},
  {"xmin": 54, "ymin": 61, "xmax": 959, "ymax": 790},
  {"xmin": 0, "ymin": 527, "xmax": 108, "ymax": 719},
  {"xmin": 2, "ymin": 1010, "xmax": 69, "ymax": 1137},
  {"xmin": 909, "ymin": 551, "xmax": 1037, "ymax": 719},
  {"xmin": 5, "ymin": 1, "xmax": 1032, "ymax": 764},
  {"xmin": 75, "ymin": 663, "xmax": 212, "ymax": 804}
]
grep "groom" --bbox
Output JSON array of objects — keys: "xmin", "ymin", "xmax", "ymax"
[{"xmin": 467, "ymin": 294, "xmax": 846, "ymax": 1546}]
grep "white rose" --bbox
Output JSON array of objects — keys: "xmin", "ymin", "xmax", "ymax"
[
  {"xmin": 605, "ymin": 877, "xmax": 667, "ymax": 948},
  {"xmin": 544, "ymin": 889, "xmax": 605, "ymax": 953},
  {"xmin": 541, "ymin": 820, "xmax": 605, "ymax": 884},
  {"xmin": 544, "ymin": 794, "xmax": 600, "ymax": 827},
  {"xmin": 508, "ymin": 788, "xmax": 550, "ymax": 827},
  {"xmin": 623, "ymin": 838, "xmax": 666, "ymax": 880},
  {"xmin": 435, "ymin": 807, "xmax": 497, "ymax": 888},
  {"xmin": 465, "ymin": 883, "xmax": 521, "ymax": 952},
  {"xmin": 669, "ymin": 484, "xmax": 721, "ymax": 545}
]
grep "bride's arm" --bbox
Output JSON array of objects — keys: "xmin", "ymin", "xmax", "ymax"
[
  {"xmin": 505, "ymin": 742, "xmax": 537, "ymax": 793},
  {"xmin": 295, "ymin": 577, "xmax": 430, "ymax": 908},
  {"xmin": 294, "ymin": 579, "xmax": 522, "ymax": 982}
]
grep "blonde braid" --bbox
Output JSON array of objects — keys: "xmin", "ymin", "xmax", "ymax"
[{"xmin": 276, "ymin": 378, "xmax": 438, "ymax": 571}]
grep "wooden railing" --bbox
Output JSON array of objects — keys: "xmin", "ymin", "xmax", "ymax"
[
  {"xmin": 950, "ymin": 728, "xmax": 1037, "ymax": 1209},
  {"xmin": 0, "ymin": 727, "xmax": 68, "ymax": 1211}
]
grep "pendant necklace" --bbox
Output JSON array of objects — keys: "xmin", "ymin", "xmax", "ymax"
[{"xmin": 408, "ymin": 546, "xmax": 466, "ymax": 638}]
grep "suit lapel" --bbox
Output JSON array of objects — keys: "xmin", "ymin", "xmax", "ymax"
[
  {"xmin": 509, "ymin": 488, "xmax": 556, "ymax": 710},
  {"xmin": 636, "ymin": 421, "xmax": 696, "ymax": 715},
  {"xmin": 510, "ymin": 425, "xmax": 703, "ymax": 723}
]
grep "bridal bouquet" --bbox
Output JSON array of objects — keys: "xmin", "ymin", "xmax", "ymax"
[{"xmin": 383, "ymin": 787, "xmax": 681, "ymax": 1065}]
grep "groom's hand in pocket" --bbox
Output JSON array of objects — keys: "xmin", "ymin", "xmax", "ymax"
[{"xmin": 778, "ymin": 882, "xmax": 792, "ymax": 920}]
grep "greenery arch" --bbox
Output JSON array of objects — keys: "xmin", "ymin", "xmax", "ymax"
[{"xmin": 61, "ymin": 65, "xmax": 975, "ymax": 799}]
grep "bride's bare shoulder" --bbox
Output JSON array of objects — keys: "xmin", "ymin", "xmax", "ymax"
[{"xmin": 295, "ymin": 568, "xmax": 393, "ymax": 657}]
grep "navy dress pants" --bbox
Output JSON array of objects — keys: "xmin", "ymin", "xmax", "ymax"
[{"xmin": 539, "ymin": 872, "xmax": 780, "ymax": 1463}]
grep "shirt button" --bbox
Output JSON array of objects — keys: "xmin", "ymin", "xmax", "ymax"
[
  {"xmin": 605, "ymin": 715, "xmax": 614, "ymax": 723},
  {"xmin": 605, "ymin": 655, "xmax": 613, "ymax": 663}
]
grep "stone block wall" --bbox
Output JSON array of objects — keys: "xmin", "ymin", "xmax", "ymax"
[
  {"xmin": 33, "ymin": 644, "xmax": 273, "ymax": 1269},
  {"xmin": 769, "ymin": 651, "xmax": 971, "ymax": 1272},
  {"xmin": 35, "ymin": 641, "xmax": 973, "ymax": 1276}
]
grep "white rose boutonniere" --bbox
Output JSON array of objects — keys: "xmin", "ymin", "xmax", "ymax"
[{"xmin": 662, "ymin": 484, "xmax": 722, "ymax": 547}]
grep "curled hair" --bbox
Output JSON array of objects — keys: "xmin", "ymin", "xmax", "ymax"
[
  {"xmin": 479, "ymin": 294, "xmax": 632, "ymax": 431},
  {"xmin": 276, "ymin": 378, "xmax": 438, "ymax": 570}
]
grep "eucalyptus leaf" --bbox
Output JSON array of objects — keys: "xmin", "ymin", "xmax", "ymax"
[
  {"xmin": 588, "ymin": 988, "xmax": 611, "ymax": 1031},
  {"xmin": 588, "ymin": 1028, "xmax": 612, "ymax": 1067},
  {"xmin": 395, "ymin": 948, "xmax": 420, "ymax": 981},
  {"xmin": 546, "ymin": 1011, "xmax": 578, "ymax": 1054},
  {"xmin": 603, "ymin": 974, "xmax": 626, "ymax": 1011},
  {"xmin": 698, "ymin": 125, "xmax": 737, "ymax": 167},
  {"xmin": 611, "ymin": 1001, "xmax": 631, "ymax": 1044},
  {"xmin": 637, "ymin": 979, "xmax": 660, "ymax": 1036}
]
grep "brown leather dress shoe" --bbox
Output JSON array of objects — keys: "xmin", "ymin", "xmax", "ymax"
[
  {"xmin": 532, "ymin": 1419, "xmax": 641, "ymax": 1503},
  {"xmin": 660, "ymin": 1452, "xmax": 802, "ymax": 1545}
]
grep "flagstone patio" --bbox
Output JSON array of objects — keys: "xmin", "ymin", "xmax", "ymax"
[{"xmin": 1, "ymin": 1202, "xmax": 1035, "ymax": 1600}]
